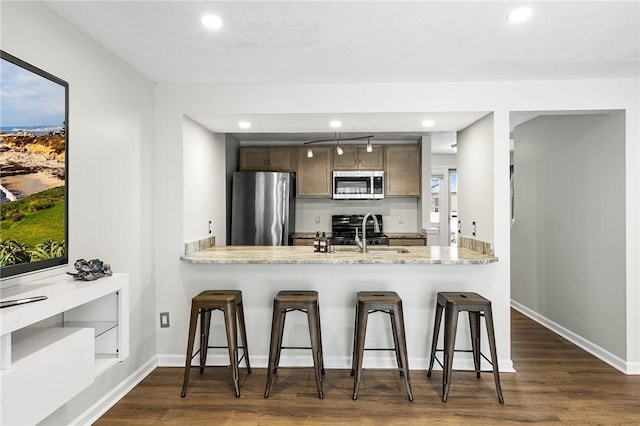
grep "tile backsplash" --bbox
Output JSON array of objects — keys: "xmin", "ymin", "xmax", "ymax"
[
  {"xmin": 184, "ymin": 236, "xmax": 215, "ymax": 255},
  {"xmin": 295, "ymin": 197, "xmax": 420, "ymax": 233}
]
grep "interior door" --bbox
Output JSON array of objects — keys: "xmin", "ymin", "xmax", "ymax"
[{"xmin": 431, "ymin": 169, "xmax": 457, "ymax": 246}]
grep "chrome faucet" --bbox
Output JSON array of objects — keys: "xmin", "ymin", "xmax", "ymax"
[{"xmin": 355, "ymin": 213, "xmax": 380, "ymax": 253}]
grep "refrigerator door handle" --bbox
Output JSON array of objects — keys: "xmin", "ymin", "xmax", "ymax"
[{"xmin": 280, "ymin": 177, "xmax": 287, "ymax": 245}]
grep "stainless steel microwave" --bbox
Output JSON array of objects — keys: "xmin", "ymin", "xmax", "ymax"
[{"xmin": 333, "ymin": 170, "xmax": 384, "ymax": 199}]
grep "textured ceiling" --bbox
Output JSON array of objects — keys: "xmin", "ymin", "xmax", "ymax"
[
  {"xmin": 42, "ymin": 1, "xmax": 639, "ymax": 153},
  {"xmin": 45, "ymin": 1, "xmax": 639, "ymax": 85}
]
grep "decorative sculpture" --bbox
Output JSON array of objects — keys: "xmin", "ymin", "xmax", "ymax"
[{"xmin": 68, "ymin": 258, "xmax": 112, "ymax": 281}]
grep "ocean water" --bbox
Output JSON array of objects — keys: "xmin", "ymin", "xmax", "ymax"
[
  {"xmin": 0, "ymin": 184, "xmax": 15, "ymax": 203},
  {"xmin": 0, "ymin": 125, "xmax": 64, "ymax": 135}
]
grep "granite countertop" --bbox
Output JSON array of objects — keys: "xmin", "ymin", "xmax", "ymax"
[
  {"xmin": 180, "ymin": 245, "xmax": 497, "ymax": 265},
  {"xmin": 291, "ymin": 232, "xmax": 330, "ymax": 239},
  {"xmin": 385, "ymin": 232, "xmax": 427, "ymax": 239},
  {"xmin": 291, "ymin": 232, "xmax": 426, "ymax": 239}
]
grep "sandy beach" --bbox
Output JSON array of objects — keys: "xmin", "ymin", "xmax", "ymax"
[
  {"xmin": 0, "ymin": 135, "xmax": 66, "ymax": 202},
  {"xmin": 1, "ymin": 172, "xmax": 64, "ymax": 200}
]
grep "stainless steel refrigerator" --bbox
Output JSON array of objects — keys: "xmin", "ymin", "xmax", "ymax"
[{"xmin": 231, "ymin": 171, "xmax": 296, "ymax": 245}]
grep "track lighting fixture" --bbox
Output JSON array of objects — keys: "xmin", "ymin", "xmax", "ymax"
[{"xmin": 303, "ymin": 134, "xmax": 375, "ymax": 159}]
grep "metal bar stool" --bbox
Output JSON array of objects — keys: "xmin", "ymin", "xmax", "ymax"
[
  {"xmin": 264, "ymin": 290, "xmax": 325, "ymax": 399},
  {"xmin": 181, "ymin": 290, "xmax": 251, "ymax": 398},
  {"xmin": 427, "ymin": 292, "xmax": 504, "ymax": 403},
  {"xmin": 351, "ymin": 291, "xmax": 413, "ymax": 401}
]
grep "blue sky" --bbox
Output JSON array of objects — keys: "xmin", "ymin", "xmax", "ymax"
[{"xmin": 0, "ymin": 57, "xmax": 65, "ymax": 127}]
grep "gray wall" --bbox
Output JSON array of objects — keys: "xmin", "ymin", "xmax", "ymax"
[
  {"xmin": 457, "ymin": 113, "xmax": 495, "ymax": 243},
  {"xmin": 1, "ymin": 2, "xmax": 157, "ymax": 424},
  {"xmin": 511, "ymin": 112, "xmax": 626, "ymax": 359},
  {"xmin": 182, "ymin": 117, "xmax": 227, "ymax": 243}
]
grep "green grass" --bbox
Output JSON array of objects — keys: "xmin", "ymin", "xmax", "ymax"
[{"xmin": 1, "ymin": 186, "xmax": 65, "ymax": 248}]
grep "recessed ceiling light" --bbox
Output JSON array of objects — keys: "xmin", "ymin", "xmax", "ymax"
[
  {"xmin": 329, "ymin": 120, "xmax": 342, "ymax": 128},
  {"xmin": 422, "ymin": 119, "xmax": 435, "ymax": 127},
  {"xmin": 507, "ymin": 7, "xmax": 532, "ymax": 23},
  {"xmin": 201, "ymin": 14, "xmax": 223, "ymax": 30},
  {"xmin": 238, "ymin": 121, "xmax": 251, "ymax": 129}
]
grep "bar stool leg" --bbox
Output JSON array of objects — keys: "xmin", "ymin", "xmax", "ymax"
[
  {"xmin": 392, "ymin": 302, "xmax": 413, "ymax": 401},
  {"xmin": 223, "ymin": 303, "xmax": 241, "ymax": 397},
  {"xmin": 389, "ymin": 310, "xmax": 404, "ymax": 377},
  {"xmin": 352, "ymin": 303, "xmax": 369, "ymax": 400},
  {"xmin": 427, "ymin": 303, "xmax": 443, "ymax": 377},
  {"xmin": 236, "ymin": 300, "xmax": 252, "ymax": 373},
  {"xmin": 265, "ymin": 302, "xmax": 284, "ymax": 398},
  {"xmin": 316, "ymin": 303, "xmax": 326, "ymax": 376},
  {"xmin": 200, "ymin": 309, "xmax": 212, "ymax": 373},
  {"xmin": 442, "ymin": 306, "xmax": 459, "ymax": 403},
  {"xmin": 483, "ymin": 306, "xmax": 504, "ymax": 403},
  {"xmin": 350, "ymin": 301, "xmax": 359, "ymax": 376},
  {"xmin": 307, "ymin": 303, "xmax": 324, "ymax": 399},
  {"xmin": 273, "ymin": 307, "xmax": 287, "ymax": 374},
  {"xmin": 181, "ymin": 302, "xmax": 200, "ymax": 398},
  {"xmin": 469, "ymin": 311, "xmax": 481, "ymax": 378}
]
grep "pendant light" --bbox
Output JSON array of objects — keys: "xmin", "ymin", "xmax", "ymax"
[
  {"xmin": 335, "ymin": 132, "xmax": 343, "ymax": 155},
  {"xmin": 366, "ymin": 137, "xmax": 373, "ymax": 152},
  {"xmin": 307, "ymin": 146, "xmax": 314, "ymax": 158}
]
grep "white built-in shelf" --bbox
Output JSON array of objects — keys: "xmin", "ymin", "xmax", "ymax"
[
  {"xmin": 64, "ymin": 320, "xmax": 119, "ymax": 338},
  {"xmin": 0, "ymin": 273, "xmax": 129, "ymax": 425}
]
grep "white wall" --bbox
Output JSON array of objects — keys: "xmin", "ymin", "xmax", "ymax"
[
  {"xmin": 457, "ymin": 113, "xmax": 495, "ymax": 243},
  {"xmin": 432, "ymin": 153, "xmax": 457, "ymax": 170},
  {"xmin": 511, "ymin": 112, "xmax": 627, "ymax": 363},
  {"xmin": 182, "ymin": 116, "xmax": 226, "ymax": 244},
  {"xmin": 1, "ymin": 2, "xmax": 157, "ymax": 424},
  {"xmin": 154, "ymin": 77, "xmax": 638, "ymax": 376}
]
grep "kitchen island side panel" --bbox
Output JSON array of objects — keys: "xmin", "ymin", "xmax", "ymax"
[{"xmin": 169, "ymin": 262, "xmax": 512, "ymax": 372}]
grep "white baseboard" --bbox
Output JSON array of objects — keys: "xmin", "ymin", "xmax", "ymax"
[
  {"xmin": 626, "ymin": 361, "xmax": 640, "ymax": 375},
  {"xmin": 71, "ymin": 356, "xmax": 158, "ymax": 426},
  {"xmin": 511, "ymin": 300, "xmax": 633, "ymax": 374}
]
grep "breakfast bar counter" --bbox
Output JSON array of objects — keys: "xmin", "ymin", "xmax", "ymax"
[
  {"xmin": 180, "ymin": 245, "xmax": 497, "ymax": 265},
  {"xmin": 173, "ymin": 237, "xmax": 511, "ymax": 375}
]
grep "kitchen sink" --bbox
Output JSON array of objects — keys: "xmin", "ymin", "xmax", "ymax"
[{"xmin": 334, "ymin": 247, "xmax": 410, "ymax": 254}]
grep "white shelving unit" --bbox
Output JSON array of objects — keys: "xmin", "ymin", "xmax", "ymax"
[{"xmin": 0, "ymin": 273, "xmax": 129, "ymax": 425}]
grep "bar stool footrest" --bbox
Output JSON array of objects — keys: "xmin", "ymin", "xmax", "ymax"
[{"xmin": 431, "ymin": 348, "xmax": 497, "ymax": 371}]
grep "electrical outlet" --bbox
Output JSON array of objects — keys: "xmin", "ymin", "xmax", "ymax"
[
  {"xmin": 398, "ymin": 216, "xmax": 404, "ymax": 224},
  {"xmin": 315, "ymin": 216, "xmax": 321, "ymax": 224},
  {"xmin": 160, "ymin": 312, "xmax": 170, "ymax": 328}
]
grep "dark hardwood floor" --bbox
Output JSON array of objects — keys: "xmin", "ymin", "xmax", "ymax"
[{"xmin": 96, "ymin": 309, "xmax": 640, "ymax": 425}]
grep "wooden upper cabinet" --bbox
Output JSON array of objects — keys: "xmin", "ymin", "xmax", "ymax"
[
  {"xmin": 333, "ymin": 145, "xmax": 384, "ymax": 170},
  {"xmin": 358, "ymin": 146, "xmax": 384, "ymax": 170},
  {"xmin": 297, "ymin": 146, "xmax": 332, "ymax": 197},
  {"xmin": 239, "ymin": 147, "xmax": 297, "ymax": 172},
  {"xmin": 240, "ymin": 147, "xmax": 268, "ymax": 170},
  {"xmin": 268, "ymin": 147, "xmax": 297, "ymax": 171},
  {"xmin": 384, "ymin": 145, "xmax": 421, "ymax": 197}
]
